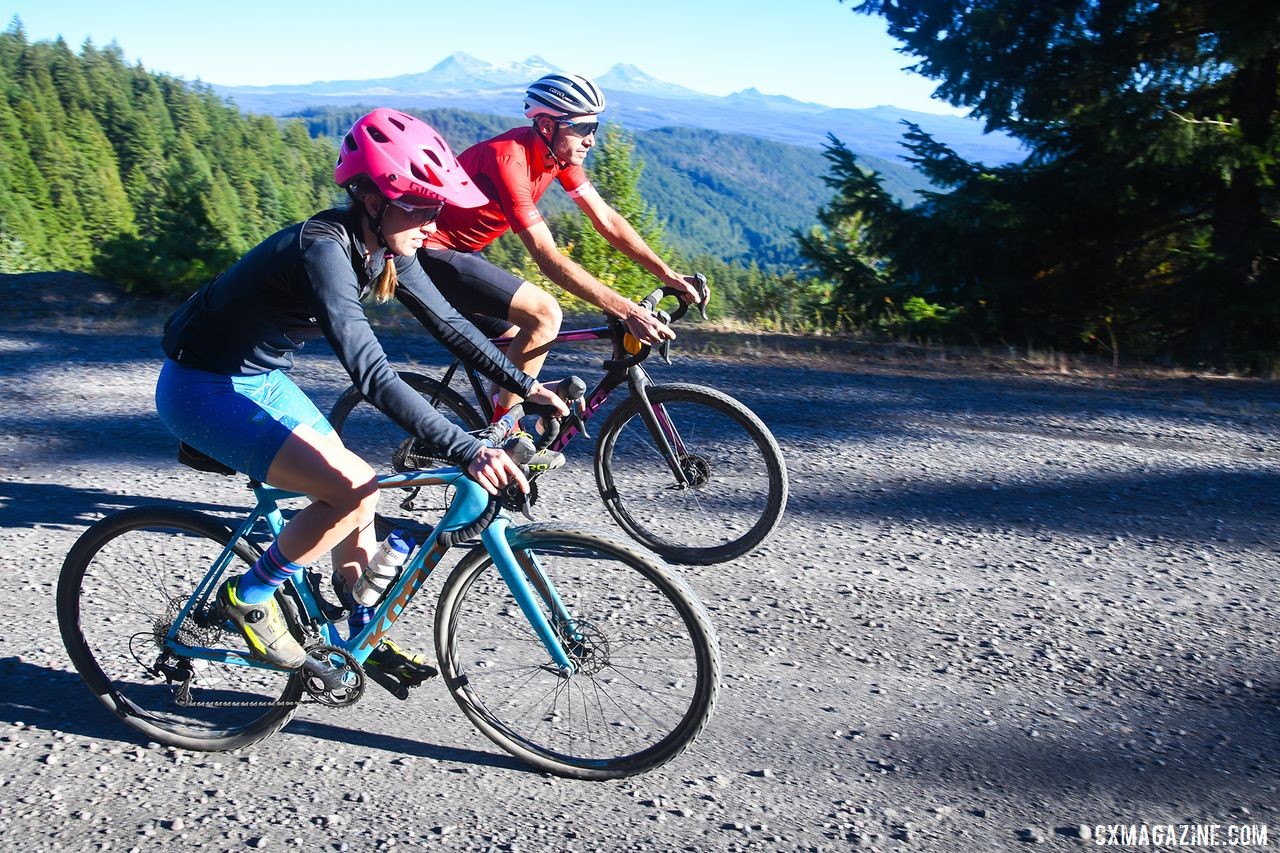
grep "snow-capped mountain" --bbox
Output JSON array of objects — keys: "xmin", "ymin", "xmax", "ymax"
[{"xmin": 214, "ymin": 53, "xmax": 1019, "ymax": 165}]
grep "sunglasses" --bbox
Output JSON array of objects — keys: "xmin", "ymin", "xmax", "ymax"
[
  {"xmin": 556, "ymin": 119, "xmax": 600, "ymax": 138},
  {"xmin": 388, "ymin": 197, "xmax": 445, "ymax": 225}
]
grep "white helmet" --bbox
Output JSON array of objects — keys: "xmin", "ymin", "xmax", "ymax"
[{"xmin": 523, "ymin": 73, "xmax": 606, "ymax": 119}]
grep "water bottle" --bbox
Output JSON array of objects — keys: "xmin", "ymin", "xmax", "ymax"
[{"xmin": 353, "ymin": 530, "xmax": 413, "ymax": 606}]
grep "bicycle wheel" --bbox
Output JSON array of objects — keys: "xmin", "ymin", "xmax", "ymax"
[
  {"xmin": 57, "ymin": 506, "xmax": 302, "ymax": 751},
  {"xmin": 329, "ymin": 371, "xmax": 486, "ymax": 532},
  {"xmin": 594, "ymin": 382, "xmax": 788, "ymax": 565},
  {"xmin": 328, "ymin": 370, "xmax": 485, "ymax": 470},
  {"xmin": 435, "ymin": 523, "xmax": 719, "ymax": 780}
]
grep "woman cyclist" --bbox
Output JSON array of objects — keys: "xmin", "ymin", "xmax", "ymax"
[{"xmin": 155, "ymin": 108, "xmax": 568, "ymax": 672}]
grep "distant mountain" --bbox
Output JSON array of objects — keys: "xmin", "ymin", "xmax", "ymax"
[
  {"xmin": 597, "ymin": 64, "xmax": 706, "ymax": 101},
  {"xmin": 215, "ymin": 53, "xmax": 1021, "ymax": 166}
]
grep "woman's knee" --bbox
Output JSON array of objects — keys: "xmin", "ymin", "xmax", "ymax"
[{"xmin": 268, "ymin": 429, "xmax": 377, "ymax": 514}]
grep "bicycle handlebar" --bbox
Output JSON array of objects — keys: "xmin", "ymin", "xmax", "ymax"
[{"xmin": 638, "ymin": 273, "xmax": 709, "ymax": 323}]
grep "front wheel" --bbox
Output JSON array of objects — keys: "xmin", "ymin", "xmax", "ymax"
[
  {"xmin": 594, "ymin": 383, "xmax": 788, "ymax": 565},
  {"xmin": 435, "ymin": 523, "xmax": 720, "ymax": 780},
  {"xmin": 57, "ymin": 507, "xmax": 301, "ymax": 751}
]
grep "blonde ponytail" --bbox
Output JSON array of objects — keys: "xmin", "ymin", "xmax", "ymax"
[{"xmin": 373, "ymin": 256, "xmax": 398, "ymax": 304}]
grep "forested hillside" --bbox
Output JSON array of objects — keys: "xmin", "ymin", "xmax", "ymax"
[
  {"xmin": 5, "ymin": 6, "xmax": 1275, "ymax": 371},
  {"xmin": 294, "ymin": 106, "xmax": 931, "ymax": 267},
  {"xmin": 0, "ymin": 24, "xmax": 337, "ymax": 292}
]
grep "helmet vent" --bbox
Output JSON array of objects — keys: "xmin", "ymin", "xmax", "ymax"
[
  {"xmin": 409, "ymin": 163, "xmax": 439, "ymax": 186},
  {"xmin": 387, "ymin": 115, "xmax": 407, "ymax": 132},
  {"xmin": 366, "ymin": 126, "xmax": 390, "ymax": 144},
  {"xmin": 343, "ymin": 133, "xmax": 357, "ymax": 152}
]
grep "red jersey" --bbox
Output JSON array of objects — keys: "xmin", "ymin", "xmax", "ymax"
[{"xmin": 425, "ymin": 126, "xmax": 591, "ymax": 253}]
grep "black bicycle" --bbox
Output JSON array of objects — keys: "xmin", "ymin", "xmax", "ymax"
[{"xmin": 330, "ymin": 279, "xmax": 788, "ymax": 565}]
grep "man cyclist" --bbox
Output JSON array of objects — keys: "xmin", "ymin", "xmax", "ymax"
[{"xmin": 419, "ymin": 72, "xmax": 706, "ymax": 424}]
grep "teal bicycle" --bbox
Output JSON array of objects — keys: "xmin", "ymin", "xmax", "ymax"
[{"xmin": 56, "ymin": 439, "xmax": 720, "ymax": 780}]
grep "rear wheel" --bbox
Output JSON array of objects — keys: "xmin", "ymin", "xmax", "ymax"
[
  {"xmin": 57, "ymin": 507, "xmax": 301, "ymax": 751},
  {"xmin": 329, "ymin": 371, "xmax": 486, "ymax": 532},
  {"xmin": 328, "ymin": 371, "xmax": 485, "ymax": 470},
  {"xmin": 594, "ymin": 383, "xmax": 788, "ymax": 565},
  {"xmin": 435, "ymin": 523, "xmax": 719, "ymax": 780}
]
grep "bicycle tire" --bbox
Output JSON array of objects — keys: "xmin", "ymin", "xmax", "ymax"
[
  {"xmin": 328, "ymin": 371, "xmax": 485, "ymax": 470},
  {"xmin": 594, "ymin": 383, "xmax": 788, "ymax": 565},
  {"xmin": 57, "ymin": 506, "xmax": 302, "ymax": 751},
  {"xmin": 435, "ymin": 523, "xmax": 719, "ymax": 780}
]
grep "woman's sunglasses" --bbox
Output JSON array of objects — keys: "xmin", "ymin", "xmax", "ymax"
[{"xmin": 389, "ymin": 197, "xmax": 446, "ymax": 225}]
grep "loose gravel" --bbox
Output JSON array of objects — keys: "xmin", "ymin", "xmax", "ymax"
[{"xmin": 0, "ymin": 273, "xmax": 1276, "ymax": 851}]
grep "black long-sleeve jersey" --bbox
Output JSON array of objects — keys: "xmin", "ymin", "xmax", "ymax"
[{"xmin": 161, "ymin": 207, "xmax": 532, "ymax": 465}]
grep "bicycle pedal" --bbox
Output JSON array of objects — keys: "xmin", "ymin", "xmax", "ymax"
[{"xmin": 363, "ymin": 666, "xmax": 417, "ymax": 696}]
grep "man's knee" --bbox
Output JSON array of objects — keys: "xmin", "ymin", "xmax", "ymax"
[{"xmin": 512, "ymin": 284, "xmax": 562, "ymax": 341}]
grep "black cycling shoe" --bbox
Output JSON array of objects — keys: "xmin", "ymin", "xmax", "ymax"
[{"xmin": 366, "ymin": 639, "xmax": 438, "ymax": 685}]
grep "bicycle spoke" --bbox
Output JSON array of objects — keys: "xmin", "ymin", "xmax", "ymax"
[
  {"xmin": 437, "ymin": 525, "xmax": 718, "ymax": 778},
  {"xmin": 59, "ymin": 508, "xmax": 300, "ymax": 750}
]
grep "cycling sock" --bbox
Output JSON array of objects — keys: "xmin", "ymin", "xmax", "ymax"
[
  {"xmin": 236, "ymin": 541, "xmax": 302, "ymax": 605},
  {"xmin": 492, "ymin": 401, "xmax": 512, "ymax": 424},
  {"xmin": 348, "ymin": 604, "xmax": 375, "ymax": 635}
]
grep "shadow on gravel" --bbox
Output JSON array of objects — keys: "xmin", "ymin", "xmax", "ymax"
[
  {"xmin": 784, "ymin": 467, "xmax": 1280, "ymax": 543},
  {"xmin": 897, "ymin": 681, "xmax": 1280, "ymax": 809},
  {"xmin": 0, "ymin": 480, "xmax": 253, "ymax": 531},
  {"xmin": 282, "ymin": 719, "xmax": 531, "ymax": 773},
  {"xmin": 0, "ymin": 656, "xmax": 150, "ymax": 745},
  {"xmin": 0, "ymin": 650, "xmax": 535, "ymax": 768},
  {"xmin": 0, "ymin": 657, "xmax": 535, "ymax": 773}
]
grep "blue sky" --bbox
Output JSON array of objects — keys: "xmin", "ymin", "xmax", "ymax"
[{"xmin": 5, "ymin": 0, "xmax": 962, "ymax": 115}]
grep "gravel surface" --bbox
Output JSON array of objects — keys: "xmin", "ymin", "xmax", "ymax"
[{"xmin": 1, "ymin": 273, "xmax": 1277, "ymax": 851}]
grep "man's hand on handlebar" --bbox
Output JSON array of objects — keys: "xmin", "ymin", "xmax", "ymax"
[
  {"xmin": 623, "ymin": 305, "xmax": 676, "ymax": 345},
  {"xmin": 467, "ymin": 445, "xmax": 529, "ymax": 496},
  {"xmin": 667, "ymin": 272, "xmax": 708, "ymax": 305}
]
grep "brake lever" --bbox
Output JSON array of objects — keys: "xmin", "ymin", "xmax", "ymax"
[
  {"xmin": 656, "ymin": 310, "xmax": 673, "ymax": 365},
  {"xmin": 568, "ymin": 396, "xmax": 590, "ymax": 440},
  {"xmin": 690, "ymin": 273, "xmax": 709, "ymax": 321},
  {"xmin": 498, "ymin": 481, "xmax": 537, "ymax": 521},
  {"xmin": 498, "ymin": 436, "xmax": 538, "ymax": 520}
]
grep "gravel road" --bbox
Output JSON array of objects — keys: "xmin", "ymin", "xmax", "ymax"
[{"xmin": 1, "ymin": 274, "xmax": 1277, "ymax": 851}]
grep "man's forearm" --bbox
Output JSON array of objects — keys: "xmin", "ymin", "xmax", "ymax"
[
  {"xmin": 598, "ymin": 215, "xmax": 676, "ymax": 281},
  {"xmin": 533, "ymin": 246, "xmax": 637, "ymax": 318}
]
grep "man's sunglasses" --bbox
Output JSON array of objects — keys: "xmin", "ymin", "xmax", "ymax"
[
  {"xmin": 389, "ymin": 197, "xmax": 445, "ymax": 224},
  {"xmin": 556, "ymin": 119, "xmax": 600, "ymax": 138}
]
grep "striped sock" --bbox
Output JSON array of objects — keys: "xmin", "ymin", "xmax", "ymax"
[
  {"xmin": 236, "ymin": 541, "xmax": 303, "ymax": 605},
  {"xmin": 347, "ymin": 605, "xmax": 375, "ymax": 636}
]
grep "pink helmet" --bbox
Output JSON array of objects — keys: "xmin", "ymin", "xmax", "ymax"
[{"xmin": 334, "ymin": 108, "xmax": 487, "ymax": 208}]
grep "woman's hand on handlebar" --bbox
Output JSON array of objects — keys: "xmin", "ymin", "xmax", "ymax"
[
  {"xmin": 467, "ymin": 446, "xmax": 529, "ymax": 496},
  {"xmin": 525, "ymin": 381, "xmax": 571, "ymax": 418}
]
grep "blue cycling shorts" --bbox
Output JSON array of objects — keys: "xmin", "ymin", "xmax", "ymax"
[{"xmin": 155, "ymin": 359, "xmax": 334, "ymax": 483}]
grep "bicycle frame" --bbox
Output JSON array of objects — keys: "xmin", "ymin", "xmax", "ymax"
[
  {"xmin": 164, "ymin": 470, "xmax": 583, "ymax": 675},
  {"xmin": 438, "ymin": 321, "xmax": 696, "ymax": 487}
]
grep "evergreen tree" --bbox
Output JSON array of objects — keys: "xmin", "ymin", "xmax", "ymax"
[
  {"xmin": 834, "ymin": 0, "xmax": 1280, "ymax": 366},
  {"xmin": 567, "ymin": 123, "xmax": 674, "ymax": 302},
  {"xmin": 0, "ymin": 21, "xmax": 338, "ymax": 294}
]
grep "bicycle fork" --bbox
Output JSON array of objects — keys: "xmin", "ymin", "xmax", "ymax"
[
  {"xmin": 482, "ymin": 517, "xmax": 581, "ymax": 677},
  {"xmin": 626, "ymin": 366, "xmax": 693, "ymax": 488}
]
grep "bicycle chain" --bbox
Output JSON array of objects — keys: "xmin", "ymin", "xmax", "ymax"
[{"xmin": 172, "ymin": 642, "xmax": 363, "ymax": 709}]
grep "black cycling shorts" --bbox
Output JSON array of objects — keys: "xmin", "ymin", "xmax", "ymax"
[{"xmin": 419, "ymin": 248, "xmax": 521, "ymax": 339}]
